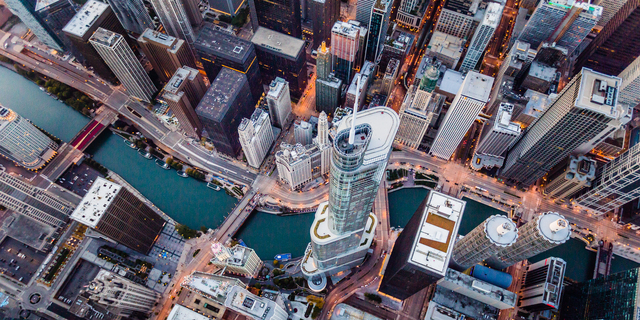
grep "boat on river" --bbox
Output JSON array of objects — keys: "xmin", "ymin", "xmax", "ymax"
[
  {"xmin": 138, "ymin": 149, "xmax": 152, "ymax": 159},
  {"xmin": 124, "ymin": 139, "xmax": 137, "ymax": 149},
  {"xmin": 155, "ymin": 159, "xmax": 170, "ymax": 169},
  {"xmin": 207, "ymin": 182, "xmax": 221, "ymax": 191},
  {"xmin": 177, "ymin": 170, "xmax": 188, "ymax": 178}
]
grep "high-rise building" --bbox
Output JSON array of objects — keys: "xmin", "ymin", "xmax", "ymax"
[
  {"xmin": 519, "ymin": 257, "xmax": 566, "ymax": 312},
  {"xmin": 4, "ymin": 0, "xmax": 64, "ymax": 50},
  {"xmin": 437, "ymin": 269, "xmax": 518, "ymax": 310},
  {"xmin": 395, "ymin": 81, "xmax": 445, "ymax": 149},
  {"xmin": 224, "ymin": 286, "xmax": 289, "ymax": 320},
  {"xmin": 70, "ymin": 177, "xmax": 166, "ymax": 254},
  {"xmin": 331, "ymin": 21, "xmax": 360, "ymax": 83},
  {"xmin": 302, "ymin": 107, "xmax": 399, "ymax": 289},
  {"xmin": 470, "ymin": 103, "xmax": 521, "ymax": 170},
  {"xmin": 239, "ymin": 109, "xmax": 275, "ymax": 168},
  {"xmin": 137, "ymin": 29, "xmax": 196, "ymax": 82},
  {"xmin": 355, "ymin": 0, "xmax": 374, "ymax": 24},
  {"xmin": 486, "ymin": 212, "xmax": 570, "ymax": 269},
  {"xmin": 294, "ymin": 120, "xmax": 313, "ymax": 146},
  {"xmin": 459, "ymin": 2, "xmax": 502, "ymax": 73},
  {"xmin": 486, "ymin": 40, "xmax": 536, "ymax": 115},
  {"xmin": 265, "ymin": 78, "xmax": 292, "ymax": 129},
  {"xmin": 500, "ymin": 68, "xmax": 630, "ymax": 187},
  {"xmin": 426, "ymin": 31, "xmax": 465, "ymax": 69},
  {"xmin": 210, "ymin": 242, "xmax": 263, "ymax": 276},
  {"xmin": 180, "ymin": 271, "xmax": 245, "ymax": 319},
  {"xmin": 378, "ymin": 30, "xmax": 415, "ymax": 73},
  {"xmin": 195, "ymin": 68, "xmax": 255, "ymax": 157},
  {"xmin": 434, "ymin": 0, "xmax": 485, "ymax": 41},
  {"xmin": 251, "ymin": 27, "xmax": 308, "ymax": 99},
  {"xmin": 543, "ymin": 156, "xmax": 596, "ymax": 200},
  {"xmin": 0, "ymin": 105, "xmax": 58, "ymax": 170},
  {"xmin": 103, "ymin": 0, "xmax": 153, "ymax": 35},
  {"xmin": 90, "ymin": 28, "xmax": 157, "ymax": 102},
  {"xmin": 316, "ymin": 42, "xmax": 342, "ymax": 115},
  {"xmin": 276, "ymin": 143, "xmax": 313, "ymax": 190},
  {"xmin": 150, "ymin": 0, "xmax": 196, "ymax": 42},
  {"xmin": 316, "ymin": 41, "xmax": 332, "ymax": 80},
  {"xmin": 194, "ymin": 26, "xmax": 263, "ymax": 101},
  {"xmin": 618, "ymin": 55, "xmax": 640, "ymax": 108},
  {"xmin": 379, "ymin": 192, "xmax": 465, "ymax": 300},
  {"xmin": 0, "ymin": 170, "xmax": 75, "ymax": 227},
  {"xmin": 451, "ymin": 215, "xmax": 518, "ymax": 270},
  {"xmin": 182, "ymin": 0, "xmax": 202, "ymax": 28},
  {"xmin": 249, "ymin": 0, "xmax": 301, "ymax": 38},
  {"xmin": 517, "ymin": 0, "xmax": 602, "ymax": 55},
  {"xmin": 364, "ymin": 0, "xmax": 391, "ymax": 62},
  {"xmin": 310, "ymin": 0, "xmax": 340, "ymax": 47},
  {"xmin": 161, "ymin": 67, "xmax": 206, "ymax": 137},
  {"xmin": 35, "ymin": 0, "xmax": 77, "ymax": 53},
  {"xmin": 396, "ymin": 0, "xmax": 428, "ymax": 29},
  {"xmin": 168, "ymin": 305, "xmax": 211, "ymax": 320},
  {"xmin": 84, "ymin": 269, "xmax": 160, "ymax": 315},
  {"xmin": 573, "ymin": 0, "xmax": 640, "ymax": 77},
  {"xmin": 207, "ymin": 0, "xmax": 244, "ymax": 16},
  {"xmin": 430, "ymin": 72, "xmax": 494, "ymax": 160},
  {"xmin": 381, "ymin": 58, "xmax": 399, "ymax": 96}
]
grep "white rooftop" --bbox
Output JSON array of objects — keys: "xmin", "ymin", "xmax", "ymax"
[
  {"xmin": 484, "ymin": 215, "xmax": 518, "ymax": 246},
  {"xmin": 251, "ymin": 27, "xmax": 305, "ymax": 58},
  {"xmin": 336, "ymin": 107, "xmax": 399, "ymax": 165},
  {"xmin": 63, "ymin": 0, "xmax": 110, "ymax": 37},
  {"xmin": 182, "ymin": 272, "xmax": 242, "ymax": 304},
  {"xmin": 536, "ymin": 212, "xmax": 571, "ymax": 244},
  {"xmin": 332, "ymin": 303, "xmax": 383, "ymax": 320},
  {"xmin": 35, "ymin": 0, "xmax": 65, "ymax": 11},
  {"xmin": 70, "ymin": 177, "xmax": 121, "ymax": 228},
  {"xmin": 168, "ymin": 305, "xmax": 211, "ymax": 320},
  {"xmin": 482, "ymin": 2, "xmax": 503, "ymax": 28},
  {"xmin": 428, "ymin": 32, "xmax": 464, "ymax": 60},
  {"xmin": 461, "ymin": 71, "xmax": 494, "ymax": 102},
  {"xmin": 494, "ymin": 103, "xmax": 521, "ymax": 135},
  {"xmin": 575, "ymin": 68, "xmax": 627, "ymax": 120},
  {"xmin": 409, "ymin": 191, "xmax": 464, "ymax": 275},
  {"xmin": 225, "ymin": 286, "xmax": 285, "ymax": 320},
  {"xmin": 332, "ymin": 21, "xmax": 360, "ymax": 38},
  {"xmin": 439, "ymin": 70, "xmax": 464, "ymax": 95},
  {"xmin": 164, "ymin": 67, "xmax": 198, "ymax": 94}
]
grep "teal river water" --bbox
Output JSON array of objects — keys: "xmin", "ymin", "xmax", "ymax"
[{"xmin": 0, "ymin": 66, "xmax": 638, "ymax": 282}]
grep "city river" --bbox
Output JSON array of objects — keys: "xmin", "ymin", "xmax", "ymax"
[{"xmin": 0, "ymin": 66, "xmax": 638, "ymax": 282}]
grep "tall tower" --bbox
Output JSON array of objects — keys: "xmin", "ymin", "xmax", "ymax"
[
  {"xmin": 316, "ymin": 111, "xmax": 329, "ymax": 147},
  {"xmin": 519, "ymin": 257, "xmax": 567, "ymax": 312},
  {"xmin": 364, "ymin": 0, "xmax": 391, "ymax": 62},
  {"xmin": 317, "ymin": 42, "xmax": 332, "ymax": 80},
  {"xmin": 248, "ymin": 0, "xmax": 302, "ymax": 38},
  {"xmin": 0, "ymin": 105, "xmax": 58, "ymax": 170},
  {"xmin": 103, "ymin": 0, "xmax": 154, "ymax": 35},
  {"xmin": 4, "ymin": 0, "xmax": 64, "ymax": 50},
  {"xmin": 459, "ymin": 2, "xmax": 502, "ymax": 73},
  {"xmin": 310, "ymin": 0, "xmax": 340, "ymax": 47},
  {"xmin": 331, "ymin": 21, "xmax": 360, "ymax": 83},
  {"xmin": 266, "ymin": 78, "xmax": 292, "ymax": 129},
  {"xmin": 618, "ymin": 55, "xmax": 640, "ymax": 108},
  {"xmin": 430, "ymin": 71, "xmax": 494, "ymax": 160},
  {"xmin": 85, "ymin": 269, "xmax": 160, "ymax": 315},
  {"xmin": 150, "ymin": 0, "xmax": 196, "ymax": 42},
  {"xmin": 35, "ymin": 0, "xmax": 77, "ymax": 53},
  {"xmin": 239, "ymin": 109, "xmax": 275, "ymax": 169},
  {"xmin": 452, "ymin": 215, "xmax": 518, "ymax": 270},
  {"xmin": 470, "ymin": 103, "xmax": 521, "ymax": 170},
  {"xmin": 90, "ymin": 28, "xmax": 157, "ymax": 102},
  {"xmin": 501, "ymin": 68, "xmax": 630, "ymax": 187},
  {"xmin": 543, "ymin": 156, "xmax": 596, "ymax": 200},
  {"xmin": 316, "ymin": 41, "xmax": 343, "ymax": 114},
  {"xmin": 302, "ymin": 107, "xmax": 399, "ymax": 289},
  {"xmin": 315, "ymin": 111, "xmax": 332, "ymax": 175},
  {"xmin": 161, "ymin": 67, "xmax": 206, "ymax": 137},
  {"xmin": 138, "ymin": 29, "xmax": 196, "ymax": 82},
  {"xmin": 487, "ymin": 212, "xmax": 571, "ymax": 269}
]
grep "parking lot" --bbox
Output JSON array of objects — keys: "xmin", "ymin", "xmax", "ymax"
[
  {"xmin": 57, "ymin": 163, "xmax": 104, "ymax": 197},
  {"xmin": 0, "ymin": 237, "xmax": 47, "ymax": 284}
]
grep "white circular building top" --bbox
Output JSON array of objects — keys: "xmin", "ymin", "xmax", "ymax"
[
  {"xmin": 537, "ymin": 212, "xmax": 571, "ymax": 244},
  {"xmin": 484, "ymin": 215, "xmax": 518, "ymax": 247}
]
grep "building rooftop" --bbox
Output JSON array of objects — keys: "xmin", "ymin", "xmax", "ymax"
[
  {"xmin": 425, "ymin": 301, "xmax": 464, "ymax": 320},
  {"xmin": 140, "ymin": 29, "xmax": 178, "ymax": 47},
  {"xmin": 438, "ymin": 269, "xmax": 518, "ymax": 309},
  {"xmin": 461, "ymin": 71, "xmax": 494, "ymax": 102},
  {"xmin": 331, "ymin": 21, "xmax": 360, "ymax": 38},
  {"xmin": 35, "ymin": 0, "xmax": 66, "ymax": 11},
  {"xmin": 386, "ymin": 30, "xmax": 415, "ymax": 53},
  {"xmin": 239, "ymin": 108, "xmax": 269, "ymax": 133},
  {"xmin": 439, "ymin": 70, "xmax": 465, "ymax": 95},
  {"xmin": 251, "ymin": 27, "xmax": 305, "ymax": 59},
  {"xmin": 335, "ymin": 107, "xmax": 399, "ymax": 164},
  {"xmin": 63, "ymin": 0, "xmax": 109, "ymax": 37},
  {"xmin": 225, "ymin": 286, "xmax": 284, "ymax": 320},
  {"xmin": 409, "ymin": 192, "xmax": 464, "ymax": 275},
  {"xmin": 195, "ymin": 68, "xmax": 247, "ymax": 121},
  {"xmin": 575, "ymin": 68, "xmax": 627, "ymax": 120},
  {"xmin": 493, "ymin": 103, "xmax": 522, "ymax": 136},
  {"xmin": 163, "ymin": 67, "xmax": 198, "ymax": 95},
  {"xmin": 428, "ymin": 32, "xmax": 464, "ymax": 62},
  {"xmin": 70, "ymin": 177, "xmax": 121, "ymax": 228},
  {"xmin": 535, "ymin": 212, "xmax": 571, "ymax": 244},
  {"xmin": 432, "ymin": 285, "xmax": 500, "ymax": 319},
  {"xmin": 521, "ymin": 90, "xmax": 552, "ymax": 119},
  {"xmin": 89, "ymin": 28, "xmax": 121, "ymax": 47},
  {"xmin": 527, "ymin": 61, "xmax": 557, "ymax": 82},
  {"xmin": 168, "ymin": 305, "xmax": 211, "ymax": 320},
  {"xmin": 267, "ymin": 78, "xmax": 288, "ymax": 100},
  {"xmin": 195, "ymin": 24, "xmax": 253, "ymax": 63},
  {"xmin": 483, "ymin": 214, "xmax": 518, "ymax": 246},
  {"xmin": 482, "ymin": 2, "xmax": 503, "ymax": 28},
  {"xmin": 332, "ymin": 303, "xmax": 383, "ymax": 320},
  {"xmin": 182, "ymin": 271, "xmax": 243, "ymax": 304},
  {"xmin": 444, "ymin": 0, "xmax": 481, "ymax": 15}
]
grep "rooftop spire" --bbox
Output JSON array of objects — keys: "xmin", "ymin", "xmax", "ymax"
[{"xmin": 349, "ymin": 75, "xmax": 362, "ymax": 145}]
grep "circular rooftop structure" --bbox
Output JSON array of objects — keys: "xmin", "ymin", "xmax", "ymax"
[
  {"xmin": 484, "ymin": 215, "xmax": 518, "ymax": 247},
  {"xmin": 537, "ymin": 212, "xmax": 571, "ymax": 244},
  {"xmin": 308, "ymin": 274, "xmax": 327, "ymax": 292}
]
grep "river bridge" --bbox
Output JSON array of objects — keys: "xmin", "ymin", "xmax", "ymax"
[{"xmin": 593, "ymin": 240, "xmax": 614, "ymax": 279}]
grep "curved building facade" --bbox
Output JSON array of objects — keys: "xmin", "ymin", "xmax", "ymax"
[
  {"xmin": 0, "ymin": 105, "xmax": 58, "ymax": 170},
  {"xmin": 452, "ymin": 215, "xmax": 518, "ymax": 270}
]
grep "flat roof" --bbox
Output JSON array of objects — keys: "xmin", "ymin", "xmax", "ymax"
[
  {"xmin": 251, "ymin": 27, "xmax": 305, "ymax": 58},
  {"xmin": 428, "ymin": 31, "xmax": 464, "ymax": 60},
  {"xmin": 195, "ymin": 24, "xmax": 253, "ymax": 63},
  {"xmin": 439, "ymin": 70, "xmax": 464, "ymax": 95},
  {"xmin": 528, "ymin": 61, "xmax": 556, "ymax": 81},
  {"xmin": 493, "ymin": 103, "xmax": 521, "ymax": 136},
  {"xmin": 461, "ymin": 71, "xmax": 494, "ymax": 102},
  {"xmin": 62, "ymin": 0, "xmax": 109, "ymax": 37},
  {"xmin": 483, "ymin": 214, "xmax": 518, "ymax": 246},
  {"xmin": 89, "ymin": 28, "xmax": 121, "ymax": 47},
  {"xmin": 182, "ymin": 272, "xmax": 243, "ymax": 304},
  {"xmin": 195, "ymin": 68, "xmax": 247, "ymax": 121},
  {"xmin": 164, "ymin": 67, "xmax": 198, "ymax": 94},
  {"xmin": 336, "ymin": 107, "xmax": 399, "ymax": 164},
  {"xmin": 70, "ymin": 177, "xmax": 121, "ymax": 228},
  {"xmin": 35, "ymin": 0, "xmax": 67, "ymax": 11},
  {"xmin": 331, "ymin": 21, "xmax": 360, "ymax": 38},
  {"xmin": 535, "ymin": 212, "xmax": 571, "ymax": 244},
  {"xmin": 575, "ymin": 68, "xmax": 625, "ymax": 120},
  {"xmin": 409, "ymin": 191, "xmax": 464, "ymax": 275},
  {"xmin": 267, "ymin": 78, "xmax": 287, "ymax": 99},
  {"xmin": 168, "ymin": 305, "xmax": 211, "ymax": 320},
  {"xmin": 225, "ymin": 286, "xmax": 284, "ymax": 320},
  {"xmin": 140, "ymin": 29, "xmax": 178, "ymax": 47},
  {"xmin": 333, "ymin": 303, "xmax": 383, "ymax": 320},
  {"xmin": 482, "ymin": 2, "xmax": 503, "ymax": 28}
]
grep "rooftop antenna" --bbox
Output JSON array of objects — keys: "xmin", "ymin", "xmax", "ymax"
[{"xmin": 349, "ymin": 75, "xmax": 361, "ymax": 145}]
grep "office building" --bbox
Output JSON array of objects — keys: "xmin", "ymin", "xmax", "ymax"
[
  {"xmin": 487, "ymin": 212, "xmax": 570, "ymax": 269},
  {"xmin": 275, "ymin": 143, "xmax": 314, "ymax": 190},
  {"xmin": 574, "ymin": 0, "xmax": 640, "ymax": 77},
  {"xmin": 618, "ymin": 55, "xmax": 640, "ymax": 108},
  {"xmin": 430, "ymin": 72, "xmax": 494, "ymax": 160},
  {"xmin": 84, "ymin": 269, "xmax": 159, "ymax": 316},
  {"xmin": 314, "ymin": 111, "xmax": 332, "ymax": 174},
  {"xmin": 224, "ymin": 286, "xmax": 288, "ymax": 320},
  {"xmin": 90, "ymin": 28, "xmax": 157, "ymax": 102},
  {"xmin": 103, "ymin": 0, "xmax": 153, "ymax": 35},
  {"xmin": 196, "ymin": 68, "xmax": 255, "ymax": 157},
  {"xmin": 486, "ymin": 40, "xmax": 536, "ymax": 115},
  {"xmin": 168, "ymin": 305, "xmax": 211, "ymax": 320},
  {"xmin": 310, "ymin": 0, "xmax": 340, "ymax": 47},
  {"xmin": 208, "ymin": 0, "xmax": 244, "ymax": 16},
  {"xmin": 138, "ymin": 29, "xmax": 196, "ymax": 82},
  {"xmin": 70, "ymin": 177, "xmax": 166, "ymax": 254},
  {"xmin": 364, "ymin": 0, "xmax": 391, "ymax": 62},
  {"xmin": 317, "ymin": 41, "xmax": 332, "ymax": 80},
  {"xmin": 180, "ymin": 271, "xmax": 245, "ymax": 319},
  {"xmin": 355, "ymin": 0, "xmax": 374, "ymax": 24},
  {"xmin": 150, "ymin": 0, "xmax": 196, "ymax": 42},
  {"xmin": 161, "ymin": 67, "xmax": 207, "ymax": 137},
  {"xmin": 517, "ymin": 0, "xmax": 602, "ymax": 55},
  {"xmin": 379, "ymin": 192, "xmax": 465, "ymax": 300},
  {"xmin": 249, "ymin": 0, "xmax": 301, "ymax": 38},
  {"xmin": 378, "ymin": 30, "xmax": 414, "ymax": 74},
  {"xmin": 181, "ymin": 0, "xmax": 202, "ymax": 28},
  {"xmin": 437, "ymin": 269, "xmax": 518, "ymax": 310},
  {"xmin": 543, "ymin": 156, "xmax": 596, "ymax": 200},
  {"xmin": 331, "ymin": 21, "xmax": 360, "ymax": 83},
  {"xmin": 0, "ymin": 170, "xmax": 74, "ymax": 227},
  {"xmin": 294, "ymin": 120, "xmax": 313, "ymax": 145},
  {"xmin": 501, "ymin": 68, "xmax": 630, "ymax": 187},
  {"xmin": 521, "ymin": 61, "xmax": 557, "ymax": 93},
  {"xmin": 302, "ymin": 107, "xmax": 399, "ymax": 288},
  {"xmin": 194, "ymin": 26, "xmax": 263, "ymax": 101},
  {"xmin": 396, "ymin": 0, "xmax": 428, "ymax": 29},
  {"xmin": 434, "ymin": 5, "xmax": 481, "ymax": 41},
  {"xmin": 316, "ymin": 77, "xmax": 342, "ymax": 115},
  {"xmin": 265, "ymin": 78, "xmax": 292, "ymax": 128},
  {"xmin": 452, "ymin": 215, "xmax": 518, "ymax": 270},
  {"xmin": 560, "ymin": 267, "xmax": 640, "ymax": 320},
  {"xmin": 210, "ymin": 242, "xmax": 263, "ymax": 276},
  {"xmin": 35, "ymin": 0, "xmax": 77, "ymax": 53},
  {"xmin": 424, "ymin": 302, "xmax": 465, "ymax": 320},
  {"xmin": 4, "ymin": 0, "xmax": 63, "ymax": 50},
  {"xmin": 251, "ymin": 27, "xmax": 308, "ymax": 99},
  {"xmin": 470, "ymin": 103, "xmax": 521, "ymax": 170},
  {"xmin": 381, "ymin": 59, "xmax": 399, "ymax": 96},
  {"xmin": 396, "ymin": 85, "xmax": 445, "ymax": 149},
  {"xmin": 519, "ymin": 257, "xmax": 566, "ymax": 312},
  {"xmin": 0, "ymin": 105, "xmax": 58, "ymax": 170},
  {"xmin": 459, "ymin": 3, "xmax": 502, "ymax": 72},
  {"xmin": 239, "ymin": 109, "xmax": 274, "ymax": 168},
  {"xmin": 426, "ymin": 31, "xmax": 465, "ymax": 69},
  {"xmin": 514, "ymin": 90, "xmax": 553, "ymax": 126}
]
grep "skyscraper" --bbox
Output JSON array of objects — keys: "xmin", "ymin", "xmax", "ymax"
[
  {"xmin": 519, "ymin": 257, "xmax": 566, "ymax": 312},
  {"xmin": 618, "ymin": 55, "xmax": 640, "ymax": 108},
  {"xmin": 310, "ymin": 0, "xmax": 340, "ymax": 47},
  {"xmin": 301, "ymin": 106, "xmax": 399, "ymax": 290},
  {"xmin": 543, "ymin": 156, "xmax": 596, "ymax": 200},
  {"xmin": 239, "ymin": 109, "xmax": 275, "ymax": 168},
  {"xmin": 0, "ymin": 105, "xmax": 58, "ymax": 170},
  {"xmin": 150, "ymin": 0, "xmax": 196, "ymax": 42},
  {"xmin": 459, "ymin": 2, "xmax": 502, "ymax": 73},
  {"xmin": 451, "ymin": 214, "xmax": 518, "ymax": 270},
  {"xmin": 379, "ymin": 191, "xmax": 465, "ymax": 300},
  {"xmin": 210, "ymin": 242, "xmax": 263, "ymax": 276},
  {"xmin": 430, "ymin": 71, "xmax": 494, "ymax": 160},
  {"xmin": 355, "ymin": 0, "xmax": 374, "ymax": 24},
  {"xmin": 396, "ymin": 0, "xmax": 428, "ymax": 29},
  {"xmin": 182, "ymin": 0, "xmax": 203, "ymax": 28},
  {"xmin": 249, "ymin": 0, "xmax": 301, "ymax": 38},
  {"xmin": 500, "ymin": 68, "xmax": 630, "ymax": 187},
  {"xmin": 84, "ymin": 269, "xmax": 160, "ymax": 315},
  {"xmin": 316, "ymin": 42, "xmax": 342, "ymax": 115},
  {"xmin": 265, "ymin": 78, "xmax": 292, "ymax": 129},
  {"xmin": 103, "ymin": 0, "xmax": 153, "ymax": 35},
  {"xmin": 331, "ymin": 21, "xmax": 360, "ymax": 83},
  {"xmin": 208, "ymin": 0, "xmax": 244, "ymax": 16},
  {"xmin": 70, "ymin": 177, "xmax": 166, "ymax": 254},
  {"xmin": 434, "ymin": 0, "xmax": 484, "ymax": 41},
  {"xmin": 5, "ymin": 0, "xmax": 64, "ymax": 50},
  {"xmin": 486, "ymin": 212, "xmax": 570, "ymax": 269},
  {"xmin": 161, "ymin": 67, "xmax": 206, "ymax": 137},
  {"xmin": 90, "ymin": 28, "xmax": 157, "ymax": 102},
  {"xmin": 35, "ymin": 0, "xmax": 77, "ymax": 52},
  {"xmin": 364, "ymin": 0, "xmax": 391, "ymax": 62},
  {"xmin": 224, "ymin": 286, "xmax": 289, "ymax": 320},
  {"xmin": 138, "ymin": 29, "xmax": 196, "ymax": 82},
  {"xmin": 470, "ymin": 103, "xmax": 521, "ymax": 170}
]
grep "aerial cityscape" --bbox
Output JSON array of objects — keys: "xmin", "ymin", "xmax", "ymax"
[{"xmin": 0, "ymin": 0, "xmax": 637, "ymax": 318}]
